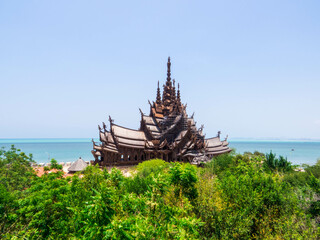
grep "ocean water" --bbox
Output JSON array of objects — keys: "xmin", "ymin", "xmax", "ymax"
[
  {"xmin": 0, "ymin": 139, "xmax": 97, "ymax": 164},
  {"xmin": 0, "ymin": 139, "xmax": 319, "ymax": 166},
  {"xmin": 230, "ymin": 141, "xmax": 320, "ymax": 165}
]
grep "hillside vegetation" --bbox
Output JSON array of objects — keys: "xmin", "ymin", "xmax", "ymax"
[{"xmin": 1, "ymin": 146, "xmax": 320, "ymax": 239}]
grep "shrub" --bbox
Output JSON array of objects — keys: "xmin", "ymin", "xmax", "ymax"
[
  {"xmin": 110, "ymin": 167, "xmax": 125, "ymax": 189},
  {"xmin": 125, "ymin": 174, "xmax": 153, "ymax": 195},
  {"xmin": 0, "ymin": 145, "xmax": 35, "ymax": 192},
  {"xmin": 304, "ymin": 164, "xmax": 320, "ymax": 179},
  {"xmin": 136, "ymin": 159, "xmax": 169, "ymax": 178},
  {"xmin": 169, "ymin": 163, "xmax": 198, "ymax": 200},
  {"xmin": 283, "ymin": 172, "xmax": 310, "ymax": 187},
  {"xmin": 49, "ymin": 159, "xmax": 62, "ymax": 170},
  {"xmin": 2, "ymin": 147, "xmax": 319, "ymax": 239},
  {"xmin": 264, "ymin": 151, "xmax": 294, "ymax": 172},
  {"xmin": 204, "ymin": 153, "xmax": 234, "ymax": 176},
  {"xmin": 244, "ymin": 151, "xmax": 265, "ymax": 158},
  {"xmin": 197, "ymin": 157, "xmax": 318, "ymax": 239}
]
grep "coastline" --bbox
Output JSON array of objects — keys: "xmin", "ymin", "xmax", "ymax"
[{"xmin": 1, "ymin": 138, "xmax": 320, "ymax": 166}]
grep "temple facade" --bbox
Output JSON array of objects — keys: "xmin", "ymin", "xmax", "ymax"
[{"xmin": 92, "ymin": 57, "xmax": 231, "ymax": 166}]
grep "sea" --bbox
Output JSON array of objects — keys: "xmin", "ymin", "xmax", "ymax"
[{"xmin": 0, "ymin": 138, "xmax": 319, "ymax": 166}]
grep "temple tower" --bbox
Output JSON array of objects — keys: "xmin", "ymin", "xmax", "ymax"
[
  {"xmin": 162, "ymin": 57, "xmax": 173, "ymax": 108},
  {"xmin": 156, "ymin": 81, "xmax": 161, "ymax": 104},
  {"xmin": 177, "ymin": 83, "xmax": 181, "ymax": 104},
  {"xmin": 172, "ymin": 79, "xmax": 176, "ymax": 102},
  {"xmin": 92, "ymin": 57, "xmax": 232, "ymax": 167}
]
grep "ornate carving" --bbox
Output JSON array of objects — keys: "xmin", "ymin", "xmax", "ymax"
[{"xmin": 92, "ymin": 57, "xmax": 231, "ymax": 166}]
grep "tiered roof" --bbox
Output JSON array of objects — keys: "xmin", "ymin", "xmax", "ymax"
[{"xmin": 92, "ymin": 57, "xmax": 231, "ymax": 165}]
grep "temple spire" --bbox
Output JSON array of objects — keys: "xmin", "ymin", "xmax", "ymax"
[
  {"xmin": 166, "ymin": 57, "xmax": 171, "ymax": 84},
  {"xmin": 156, "ymin": 80, "xmax": 161, "ymax": 104},
  {"xmin": 162, "ymin": 57, "xmax": 173, "ymax": 108},
  {"xmin": 171, "ymin": 79, "xmax": 176, "ymax": 102},
  {"xmin": 177, "ymin": 83, "xmax": 181, "ymax": 103}
]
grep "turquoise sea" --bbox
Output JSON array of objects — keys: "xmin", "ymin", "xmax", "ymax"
[{"xmin": 0, "ymin": 139, "xmax": 319, "ymax": 166}]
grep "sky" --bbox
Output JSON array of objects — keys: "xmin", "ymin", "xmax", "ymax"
[{"xmin": 0, "ymin": 0, "xmax": 319, "ymax": 140}]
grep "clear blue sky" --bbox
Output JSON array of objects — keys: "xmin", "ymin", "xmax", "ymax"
[{"xmin": 0, "ymin": 1, "xmax": 319, "ymax": 140}]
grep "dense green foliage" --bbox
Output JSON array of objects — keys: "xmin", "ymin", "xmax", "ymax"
[
  {"xmin": 1, "ymin": 146, "xmax": 320, "ymax": 239},
  {"xmin": 0, "ymin": 145, "xmax": 35, "ymax": 192},
  {"xmin": 44, "ymin": 158, "xmax": 63, "ymax": 171},
  {"xmin": 263, "ymin": 152, "xmax": 294, "ymax": 172}
]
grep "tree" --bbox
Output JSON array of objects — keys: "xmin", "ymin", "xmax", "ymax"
[{"xmin": 0, "ymin": 145, "xmax": 36, "ymax": 192}]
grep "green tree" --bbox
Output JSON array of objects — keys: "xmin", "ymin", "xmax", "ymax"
[
  {"xmin": 0, "ymin": 145, "xmax": 35, "ymax": 192},
  {"xmin": 264, "ymin": 151, "xmax": 294, "ymax": 172},
  {"xmin": 169, "ymin": 163, "xmax": 198, "ymax": 200}
]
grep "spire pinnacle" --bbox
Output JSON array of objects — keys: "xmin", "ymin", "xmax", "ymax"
[
  {"xmin": 166, "ymin": 56, "xmax": 171, "ymax": 84},
  {"xmin": 156, "ymin": 80, "xmax": 161, "ymax": 104},
  {"xmin": 162, "ymin": 57, "xmax": 173, "ymax": 108},
  {"xmin": 172, "ymin": 79, "xmax": 176, "ymax": 102},
  {"xmin": 177, "ymin": 83, "xmax": 181, "ymax": 103}
]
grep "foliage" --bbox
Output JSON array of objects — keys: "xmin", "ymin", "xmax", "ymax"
[
  {"xmin": 304, "ymin": 162, "xmax": 320, "ymax": 179},
  {"xmin": 136, "ymin": 158, "xmax": 169, "ymax": 178},
  {"xmin": 0, "ymin": 145, "xmax": 36, "ymax": 236},
  {"xmin": 50, "ymin": 158, "xmax": 63, "ymax": 170},
  {"xmin": 244, "ymin": 151, "xmax": 266, "ymax": 158},
  {"xmin": 205, "ymin": 153, "xmax": 235, "ymax": 176},
  {"xmin": 17, "ymin": 171, "xmax": 71, "ymax": 239},
  {"xmin": 44, "ymin": 158, "xmax": 63, "ymax": 172},
  {"xmin": 198, "ymin": 157, "xmax": 318, "ymax": 239},
  {"xmin": 264, "ymin": 151, "xmax": 294, "ymax": 172},
  {"xmin": 1, "ymin": 146, "xmax": 320, "ymax": 239},
  {"xmin": 0, "ymin": 145, "xmax": 35, "ymax": 192},
  {"xmin": 283, "ymin": 171, "xmax": 310, "ymax": 187},
  {"xmin": 169, "ymin": 163, "xmax": 198, "ymax": 200}
]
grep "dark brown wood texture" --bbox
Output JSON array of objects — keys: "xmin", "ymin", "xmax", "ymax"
[{"xmin": 92, "ymin": 57, "xmax": 231, "ymax": 166}]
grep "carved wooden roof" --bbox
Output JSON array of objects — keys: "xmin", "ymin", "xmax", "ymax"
[{"xmin": 92, "ymin": 57, "xmax": 232, "ymax": 161}]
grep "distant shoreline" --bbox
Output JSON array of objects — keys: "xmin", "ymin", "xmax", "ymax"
[{"xmin": 1, "ymin": 139, "xmax": 319, "ymax": 165}]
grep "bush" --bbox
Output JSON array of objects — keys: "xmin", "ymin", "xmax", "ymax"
[
  {"xmin": 136, "ymin": 159, "xmax": 169, "ymax": 178},
  {"xmin": 244, "ymin": 151, "xmax": 265, "ymax": 158},
  {"xmin": 169, "ymin": 163, "xmax": 198, "ymax": 200},
  {"xmin": 196, "ymin": 157, "xmax": 318, "ymax": 239},
  {"xmin": 204, "ymin": 153, "xmax": 235, "ymax": 176},
  {"xmin": 125, "ymin": 174, "xmax": 153, "ymax": 195},
  {"xmin": 283, "ymin": 171, "xmax": 310, "ymax": 187},
  {"xmin": 49, "ymin": 159, "xmax": 62, "ymax": 170},
  {"xmin": 304, "ymin": 164, "xmax": 320, "ymax": 179},
  {"xmin": 2, "ymin": 147, "xmax": 319, "ymax": 239},
  {"xmin": 264, "ymin": 151, "xmax": 294, "ymax": 172},
  {"xmin": 0, "ymin": 145, "xmax": 35, "ymax": 192}
]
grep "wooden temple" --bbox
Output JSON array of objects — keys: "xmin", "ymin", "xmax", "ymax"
[{"xmin": 92, "ymin": 57, "xmax": 231, "ymax": 166}]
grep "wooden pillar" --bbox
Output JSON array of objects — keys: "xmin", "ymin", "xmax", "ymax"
[
  {"xmin": 112, "ymin": 153, "xmax": 116, "ymax": 165},
  {"xmin": 129, "ymin": 148, "xmax": 133, "ymax": 162},
  {"xmin": 123, "ymin": 149, "xmax": 126, "ymax": 162},
  {"xmin": 126, "ymin": 149, "xmax": 129, "ymax": 163},
  {"xmin": 111, "ymin": 153, "xmax": 114, "ymax": 165}
]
